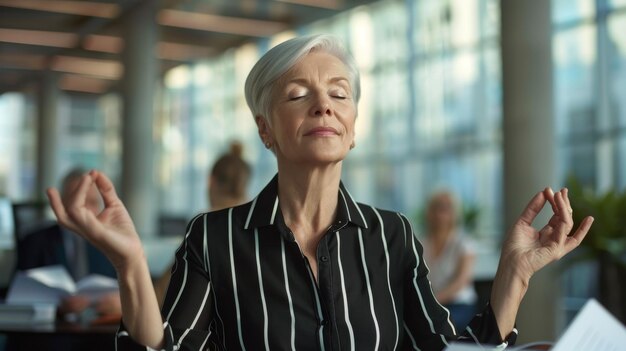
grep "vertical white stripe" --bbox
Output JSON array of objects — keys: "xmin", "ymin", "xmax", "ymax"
[
  {"xmin": 255, "ymin": 229, "xmax": 270, "ymax": 351},
  {"xmin": 203, "ymin": 215, "xmax": 208, "ymax": 271},
  {"xmin": 338, "ymin": 188, "xmax": 352, "ymax": 221},
  {"xmin": 403, "ymin": 322, "xmax": 421, "ymax": 351},
  {"xmin": 199, "ymin": 332, "xmax": 210, "ymax": 350},
  {"xmin": 165, "ymin": 214, "xmax": 204, "ymax": 320},
  {"xmin": 189, "ymin": 283, "xmax": 211, "ymax": 329},
  {"xmin": 406, "ymin": 217, "xmax": 457, "ymax": 334},
  {"xmin": 336, "ymin": 232, "xmax": 355, "ymax": 351},
  {"xmin": 357, "ymin": 228, "xmax": 380, "ymax": 349},
  {"xmin": 372, "ymin": 207, "xmax": 400, "ymax": 349},
  {"xmin": 281, "ymin": 239, "xmax": 296, "ymax": 351},
  {"xmin": 396, "ymin": 213, "xmax": 407, "ymax": 245},
  {"xmin": 345, "ymin": 188, "xmax": 368, "ymax": 228},
  {"xmin": 304, "ymin": 260, "xmax": 326, "ymax": 351},
  {"xmin": 166, "ymin": 242, "xmax": 189, "ymax": 321},
  {"xmin": 228, "ymin": 208, "xmax": 247, "ymax": 351},
  {"xmin": 176, "ymin": 328, "xmax": 191, "ymax": 349},
  {"xmin": 244, "ymin": 197, "xmax": 258, "ymax": 229},
  {"xmin": 465, "ymin": 326, "xmax": 482, "ymax": 346},
  {"xmin": 203, "ymin": 223, "xmax": 226, "ymax": 349},
  {"xmin": 270, "ymin": 196, "xmax": 279, "ymax": 224},
  {"xmin": 409, "ymin": 232, "xmax": 436, "ymax": 334}
]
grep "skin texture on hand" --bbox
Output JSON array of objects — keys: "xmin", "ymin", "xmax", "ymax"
[
  {"xmin": 490, "ymin": 187, "xmax": 594, "ymax": 339},
  {"xmin": 47, "ymin": 170, "xmax": 143, "ymax": 272},
  {"xmin": 46, "ymin": 170, "xmax": 164, "ymax": 348}
]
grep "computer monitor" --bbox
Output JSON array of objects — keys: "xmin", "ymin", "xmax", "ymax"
[{"xmin": 0, "ymin": 197, "xmax": 15, "ymax": 249}]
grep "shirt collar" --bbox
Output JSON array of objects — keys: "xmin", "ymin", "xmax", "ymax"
[{"xmin": 243, "ymin": 174, "xmax": 368, "ymax": 231}]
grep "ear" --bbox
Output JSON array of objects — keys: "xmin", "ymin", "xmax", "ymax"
[{"xmin": 255, "ymin": 115, "xmax": 272, "ymax": 144}]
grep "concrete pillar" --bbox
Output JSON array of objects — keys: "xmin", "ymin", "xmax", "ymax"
[
  {"xmin": 120, "ymin": 0, "xmax": 158, "ymax": 237},
  {"xmin": 36, "ymin": 71, "xmax": 60, "ymax": 200},
  {"xmin": 501, "ymin": 0, "xmax": 559, "ymax": 343}
]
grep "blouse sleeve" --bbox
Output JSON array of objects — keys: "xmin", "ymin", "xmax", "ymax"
[
  {"xmin": 398, "ymin": 214, "xmax": 518, "ymax": 350},
  {"xmin": 115, "ymin": 213, "xmax": 217, "ymax": 351}
]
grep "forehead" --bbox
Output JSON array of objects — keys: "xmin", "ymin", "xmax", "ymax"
[{"xmin": 282, "ymin": 51, "xmax": 350, "ymax": 82}]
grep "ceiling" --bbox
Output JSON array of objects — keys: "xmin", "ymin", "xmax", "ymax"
[{"xmin": 0, "ymin": 0, "xmax": 377, "ymax": 95}]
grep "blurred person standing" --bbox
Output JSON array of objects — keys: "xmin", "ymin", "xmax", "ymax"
[
  {"xmin": 154, "ymin": 142, "xmax": 251, "ymax": 305},
  {"xmin": 206, "ymin": 142, "xmax": 251, "ymax": 211},
  {"xmin": 423, "ymin": 191, "xmax": 477, "ymax": 330}
]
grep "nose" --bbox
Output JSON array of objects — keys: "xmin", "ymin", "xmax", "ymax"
[{"xmin": 310, "ymin": 94, "xmax": 332, "ymax": 117}]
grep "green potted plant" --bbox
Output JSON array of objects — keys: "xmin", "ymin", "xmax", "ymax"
[{"xmin": 567, "ymin": 177, "xmax": 626, "ymax": 322}]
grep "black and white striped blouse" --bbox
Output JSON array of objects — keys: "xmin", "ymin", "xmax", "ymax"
[{"xmin": 117, "ymin": 175, "xmax": 517, "ymax": 350}]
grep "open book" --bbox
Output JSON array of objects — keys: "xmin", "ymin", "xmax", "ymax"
[{"xmin": 6, "ymin": 265, "xmax": 119, "ymax": 305}]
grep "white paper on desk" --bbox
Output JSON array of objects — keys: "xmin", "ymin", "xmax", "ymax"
[
  {"xmin": 551, "ymin": 298, "xmax": 626, "ymax": 351},
  {"xmin": 6, "ymin": 265, "xmax": 118, "ymax": 305},
  {"xmin": 443, "ymin": 343, "xmax": 486, "ymax": 350}
]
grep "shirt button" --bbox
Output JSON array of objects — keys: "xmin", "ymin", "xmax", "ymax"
[
  {"xmin": 320, "ymin": 255, "xmax": 329, "ymax": 262},
  {"xmin": 320, "ymin": 319, "xmax": 328, "ymax": 326}
]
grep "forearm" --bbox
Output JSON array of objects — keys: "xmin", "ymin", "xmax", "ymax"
[
  {"xmin": 118, "ymin": 252, "xmax": 164, "ymax": 349},
  {"xmin": 490, "ymin": 255, "xmax": 529, "ymax": 340}
]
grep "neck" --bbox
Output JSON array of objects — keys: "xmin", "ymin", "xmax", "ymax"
[{"xmin": 277, "ymin": 161, "xmax": 342, "ymax": 239}]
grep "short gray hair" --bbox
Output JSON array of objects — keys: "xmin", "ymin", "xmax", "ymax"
[{"xmin": 244, "ymin": 34, "xmax": 360, "ymax": 121}]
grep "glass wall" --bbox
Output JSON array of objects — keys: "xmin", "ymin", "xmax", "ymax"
[
  {"xmin": 553, "ymin": 0, "xmax": 626, "ymax": 326},
  {"xmin": 1, "ymin": 0, "xmax": 624, "ymax": 245},
  {"xmin": 0, "ymin": 92, "xmax": 121, "ymax": 201},
  {"xmin": 554, "ymin": 0, "xmax": 626, "ymax": 190},
  {"xmin": 158, "ymin": 0, "xmax": 503, "ymax": 241}
]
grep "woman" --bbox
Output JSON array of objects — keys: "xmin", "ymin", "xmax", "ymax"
[
  {"xmin": 422, "ymin": 191, "xmax": 477, "ymax": 331},
  {"xmin": 47, "ymin": 35, "xmax": 594, "ymax": 350}
]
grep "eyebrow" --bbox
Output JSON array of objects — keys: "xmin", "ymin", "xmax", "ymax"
[{"xmin": 287, "ymin": 76, "xmax": 350, "ymax": 85}]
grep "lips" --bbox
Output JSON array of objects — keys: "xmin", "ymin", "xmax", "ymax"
[{"xmin": 304, "ymin": 127, "xmax": 339, "ymax": 136}]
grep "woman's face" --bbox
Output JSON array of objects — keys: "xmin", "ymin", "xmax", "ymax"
[
  {"xmin": 426, "ymin": 193, "xmax": 457, "ymax": 233},
  {"xmin": 257, "ymin": 51, "xmax": 356, "ymax": 165}
]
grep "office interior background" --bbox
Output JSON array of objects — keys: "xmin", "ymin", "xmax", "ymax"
[{"xmin": 0, "ymin": 0, "xmax": 625, "ymax": 344}]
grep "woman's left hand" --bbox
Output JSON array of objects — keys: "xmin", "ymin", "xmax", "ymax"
[{"xmin": 501, "ymin": 187, "xmax": 594, "ymax": 282}]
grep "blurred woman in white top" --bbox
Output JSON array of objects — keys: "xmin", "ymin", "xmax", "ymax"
[{"xmin": 423, "ymin": 191, "xmax": 477, "ymax": 330}]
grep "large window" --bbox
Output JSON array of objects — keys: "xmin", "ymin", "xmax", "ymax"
[
  {"xmin": 0, "ymin": 93, "xmax": 36, "ymax": 201},
  {"xmin": 0, "ymin": 92, "xmax": 121, "ymax": 201},
  {"xmin": 158, "ymin": 0, "xmax": 503, "ymax": 241},
  {"xmin": 553, "ymin": 0, "xmax": 626, "ymax": 326},
  {"xmin": 554, "ymin": 0, "xmax": 626, "ymax": 190}
]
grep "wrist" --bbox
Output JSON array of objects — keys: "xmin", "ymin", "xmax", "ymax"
[
  {"xmin": 115, "ymin": 249, "xmax": 148, "ymax": 279},
  {"xmin": 491, "ymin": 254, "xmax": 530, "ymax": 308}
]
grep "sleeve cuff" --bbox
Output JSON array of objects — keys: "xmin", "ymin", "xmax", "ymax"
[{"xmin": 465, "ymin": 302, "xmax": 518, "ymax": 347}]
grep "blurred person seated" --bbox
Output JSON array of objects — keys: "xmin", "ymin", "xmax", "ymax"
[
  {"xmin": 154, "ymin": 142, "xmax": 251, "ymax": 305},
  {"xmin": 15, "ymin": 167, "xmax": 121, "ymax": 322},
  {"xmin": 422, "ymin": 191, "xmax": 477, "ymax": 331}
]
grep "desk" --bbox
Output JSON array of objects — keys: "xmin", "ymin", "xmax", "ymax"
[{"xmin": 1, "ymin": 320, "xmax": 118, "ymax": 351}]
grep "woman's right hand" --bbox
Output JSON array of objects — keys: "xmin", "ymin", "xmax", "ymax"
[{"xmin": 46, "ymin": 170, "xmax": 143, "ymax": 272}]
